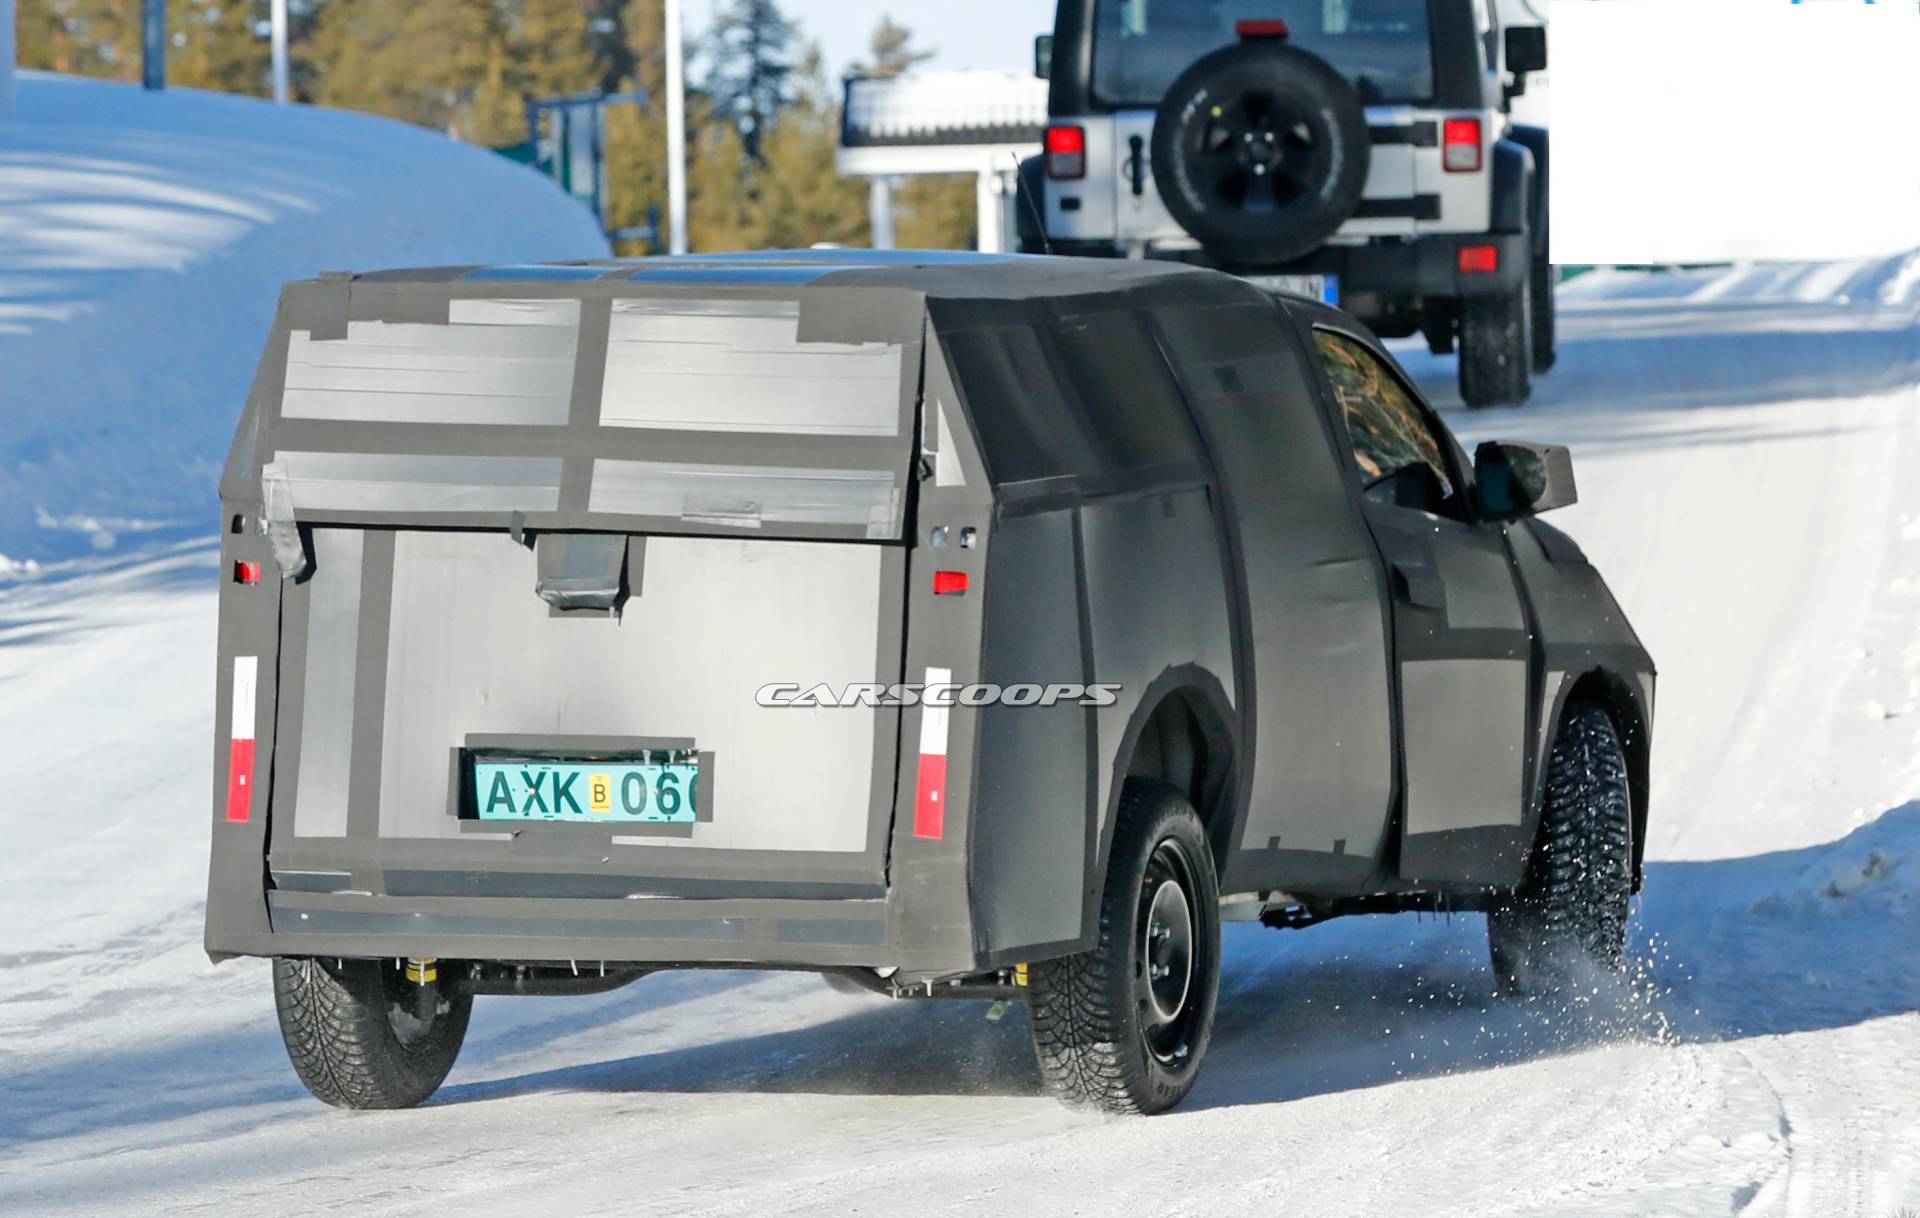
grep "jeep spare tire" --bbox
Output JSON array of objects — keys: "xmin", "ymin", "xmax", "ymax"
[{"xmin": 1151, "ymin": 40, "xmax": 1370, "ymax": 266}]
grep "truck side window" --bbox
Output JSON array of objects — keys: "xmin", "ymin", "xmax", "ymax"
[{"xmin": 1313, "ymin": 329, "xmax": 1461, "ymax": 519}]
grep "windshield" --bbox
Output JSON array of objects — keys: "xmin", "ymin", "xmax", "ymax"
[{"xmin": 1092, "ymin": 0, "xmax": 1436, "ymax": 108}]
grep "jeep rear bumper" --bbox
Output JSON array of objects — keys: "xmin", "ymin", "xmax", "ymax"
[{"xmin": 1270, "ymin": 231, "xmax": 1530, "ymax": 301}]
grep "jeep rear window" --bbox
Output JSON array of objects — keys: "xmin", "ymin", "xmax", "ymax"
[{"xmin": 1092, "ymin": 0, "xmax": 1436, "ymax": 108}]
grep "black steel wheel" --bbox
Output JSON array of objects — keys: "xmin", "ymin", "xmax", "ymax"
[
  {"xmin": 1028, "ymin": 782, "xmax": 1221, "ymax": 1115},
  {"xmin": 1151, "ymin": 40, "xmax": 1370, "ymax": 266},
  {"xmin": 273, "ymin": 957, "xmax": 472, "ymax": 1109}
]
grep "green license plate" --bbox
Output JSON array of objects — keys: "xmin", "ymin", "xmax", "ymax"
[{"xmin": 473, "ymin": 757, "xmax": 699, "ymax": 824}]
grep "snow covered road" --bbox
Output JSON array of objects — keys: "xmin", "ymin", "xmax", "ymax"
[{"xmin": 2, "ymin": 275, "xmax": 1918, "ymax": 1216}]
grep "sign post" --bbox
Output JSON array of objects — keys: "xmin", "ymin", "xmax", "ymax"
[
  {"xmin": 665, "ymin": 0, "xmax": 688, "ymax": 254},
  {"xmin": 142, "ymin": 0, "xmax": 165, "ymax": 91},
  {"xmin": 271, "ymin": 0, "xmax": 290, "ymax": 104}
]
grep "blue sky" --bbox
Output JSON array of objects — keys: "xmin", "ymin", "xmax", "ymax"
[{"xmin": 686, "ymin": 0, "xmax": 1056, "ymax": 79}]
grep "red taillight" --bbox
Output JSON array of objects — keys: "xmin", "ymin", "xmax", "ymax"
[
  {"xmin": 1458, "ymin": 244, "xmax": 1500, "ymax": 273},
  {"xmin": 1045, "ymin": 124, "xmax": 1085, "ymax": 181},
  {"xmin": 933, "ymin": 570, "xmax": 969, "ymax": 595},
  {"xmin": 1443, "ymin": 118, "xmax": 1482, "ymax": 172},
  {"xmin": 1235, "ymin": 18, "xmax": 1289, "ymax": 38},
  {"xmin": 234, "ymin": 559, "xmax": 262, "ymax": 585}
]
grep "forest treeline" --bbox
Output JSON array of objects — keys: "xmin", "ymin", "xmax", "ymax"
[{"xmin": 16, "ymin": 0, "xmax": 977, "ymax": 251}]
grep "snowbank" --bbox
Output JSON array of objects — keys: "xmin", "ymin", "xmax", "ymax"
[
  {"xmin": 1561, "ymin": 249, "xmax": 1920, "ymax": 310},
  {"xmin": 0, "ymin": 72, "xmax": 611, "ymax": 565}
]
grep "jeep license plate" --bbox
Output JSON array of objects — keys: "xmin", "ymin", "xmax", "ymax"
[
  {"xmin": 1249, "ymin": 274, "xmax": 1339, "ymax": 305},
  {"xmin": 473, "ymin": 758, "xmax": 699, "ymax": 824}
]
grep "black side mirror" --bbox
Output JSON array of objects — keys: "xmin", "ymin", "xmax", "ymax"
[
  {"xmin": 1475, "ymin": 441, "xmax": 1576, "ymax": 520},
  {"xmin": 1505, "ymin": 26, "xmax": 1547, "ymax": 75},
  {"xmin": 1035, "ymin": 34, "xmax": 1054, "ymax": 80}
]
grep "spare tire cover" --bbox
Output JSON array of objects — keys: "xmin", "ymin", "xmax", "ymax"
[{"xmin": 1151, "ymin": 41, "xmax": 1371, "ymax": 266}]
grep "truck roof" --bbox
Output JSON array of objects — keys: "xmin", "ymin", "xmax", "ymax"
[{"xmin": 342, "ymin": 248, "xmax": 1242, "ymax": 303}]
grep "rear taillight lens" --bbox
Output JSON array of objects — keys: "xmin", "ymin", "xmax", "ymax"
[
  {"xmin": 1046, "ymin": 124, "xmax": 1086, "ymax": 180},
  {"xmin": 234, "ymin": 560, "xmax": 262, "ymax": 585},
  {"xmin": 1458, "ymin": 244, "xmax": 1500, "ymax": 273},
  {"xmin": 1443, "ymin": 118, "xmax": 1482, "ymax": 172},
  {"xmin": 933, "ymin": 570, "xmax": 969, "ymax": 595}
]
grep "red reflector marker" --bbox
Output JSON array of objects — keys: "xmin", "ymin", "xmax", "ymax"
[
  {"xmin": 1045, "ymin": 124, "xmax": 1086, "ymax": 181},
  {"xmin": 915, "ymin": 666, "xmax": 952, "ymax": 839},
  {"xmin": 1458, "ymin": 244, "xmax": 1500, "ymax": 274},
  {"xmin": 1235, "ymin": 18, "xmax": 1289, "ymax": 38},
  {"xmin": 1442, "ymin": 118, "xmax": 1483, "ymax": 172},
  {"xmin": 933, "ymin": 570, "xmax": 969, "ymax": 595},
  {"xmin": 226, "ymin": 656, "xmax": 258, "ymax": 823},
  {"xmin": 234, "ymin": 559, "xmax": 262, "ymax": 585}
]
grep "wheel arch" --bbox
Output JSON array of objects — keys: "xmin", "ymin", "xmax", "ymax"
[
  {"xmin": 1537, "ymin": 667, "xmax": 1652, "ymax": 888},
  {"xmin": 1097, "ymin": 666, "xmax": 1240, "ymax": 903}
]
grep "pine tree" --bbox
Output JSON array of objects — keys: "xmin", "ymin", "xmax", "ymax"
[
  {"xmin": 740, "ymin": 45, "xmax": 868, "ymax": 249},
  {"xmin": 17, "ymin": 0, "xmax": 146, "ymax": 81},
  {"xmin": 697, "ymin": 0, "xmax": 797, "ymax": 163},
  {"xmin": 513, "ymin": 0, "xmax": 599, "ymax": 101},
  {"xmin": 304, "ymin": 0, "xmax": 521, "ymax": 145},
  {"xmin": 853, "ymin": 14, "xmax": 931, "ymax": 79},
  {"xmin": 855, "ymin": 15, "xmax": 976, "ymax": 251},
  {"xmin": 602, "ymin": 0, "xmax": 670, "ymax": 252},
  {"xmin": 167, "ymin": 0, "xmax": 273, "ymax": 97}
]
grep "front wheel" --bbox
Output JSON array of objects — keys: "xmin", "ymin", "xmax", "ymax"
[
  {"xmin": 1488, "ymin": 702, "xmax": 1634, "ymax": 996},
  {"xmin": 273, "ymin": 957, "xmax": 472, "ymax": 1109},
  {"xmin": 1027, "ymin": 782, "xmax": 1221, "ymax": 1115}
]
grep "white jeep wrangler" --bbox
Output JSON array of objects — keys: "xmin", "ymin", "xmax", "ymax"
[{"xmin": 1020, "ymin": 0, "xmax": 1553, "ymax": 408}]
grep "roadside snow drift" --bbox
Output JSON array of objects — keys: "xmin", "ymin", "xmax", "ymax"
[{"xmin": 0, "ymin": 71, "xmax": 611, "ymax": 565}]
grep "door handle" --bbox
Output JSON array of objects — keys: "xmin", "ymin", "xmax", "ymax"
[{"xmin": 1391, "ymin": 558, "xmax": 1447, "ymax": 611}]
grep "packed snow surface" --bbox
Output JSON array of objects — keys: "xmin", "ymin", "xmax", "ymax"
[
  {"xmin": 0, "ymin": 71, "xmax": 611, "ymax": 566},
  {"xmin": 3, "ymin": 230, "xmax": 1919, "ymax": 1210}
]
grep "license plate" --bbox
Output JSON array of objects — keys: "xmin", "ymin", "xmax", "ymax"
[
  {"xmin": 1247, "ymin": 273, "xmax": 1340, "ymax": 305},
  {"xmin": 472, "ymin": 757, "xmax": 699, "ymax": 824}
]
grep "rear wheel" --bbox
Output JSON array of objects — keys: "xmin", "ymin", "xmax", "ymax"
[
  {"xmin": 1488, "ymin": 702, "xmax": 1634, "ymax": 996},
  {"xmin": 1459, "ymin": 273, "xmax": 1534, "ymax": 409},
  {"xmin": 273, "ymin": 957, "xmax": 472, "ymax": 1109},
  {"xmin": 1530, "ymin": 245, "xmax": 1557, "ymax": 374},
  {"xmin": 1027, "ymin": 782, "xmax": 1221, "ymax": 1115}
]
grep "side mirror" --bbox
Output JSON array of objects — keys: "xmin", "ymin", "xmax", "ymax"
[
  {"xmin": 1034, "ymin": 34, "xmax": 1055, "ymax": 80},
  {"xmin": 1475, "ymin": 440, "xmax": 1576, "ymax": 520},
  {"xmin": 1505, "ymin": 26, "xmax": 1547, "ymax": 75}
]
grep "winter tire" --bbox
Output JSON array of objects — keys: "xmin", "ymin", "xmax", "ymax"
[
  {"xmin": 1530, "ymin": 246, "xmax": 1557, "ymax": 374},
  {"xmin": 273, "ymin": 957, "xmax": 472, "ymax": 1109},
  {"xmin": 1027, "ymin": 782, "xmax": 1221, "ymax": 1115},
  {"xmin": 1150, "ymin": 40, "xmax": 1370, "ymax": 266},
  {"xmin": 1459, "ymin": 274, "xmax": 1533, "ymax": 409},
  {"xmin": 1488, "ymin": 702, "xmax": 1634, "ymax": 996}
]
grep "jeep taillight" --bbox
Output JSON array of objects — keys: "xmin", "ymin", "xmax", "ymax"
[
  {"xmin": 1046, "ymin": 124, "xmax": 1086, "ymax": 180},
  {"xmin": 1443, "ymin": 118, "xmax": 1482, "ymax": 172}
]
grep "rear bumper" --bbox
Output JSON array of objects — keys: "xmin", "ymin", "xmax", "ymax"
[
  {"xmin": 1259, "ymin": 232, "xmax": 1531, "ymax": 301},
  {"xmin": 1038, "ymin": 232, "xmax": 1534, "ymax": 302},
  {"xmin": 212, "ymin": 890, "xmax": 977, "ymax": 978}
]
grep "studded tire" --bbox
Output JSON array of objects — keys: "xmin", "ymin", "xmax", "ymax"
[
  {"xmin": 1027, "ymin": 782, "xmax": 1221, "ymax": 1115},
  {"xmin": 1487, "ymin": 702, "xmax": 1634, "ymax": 996},
  {"xmin": 272, "ymin": 957, "xmax": 472, "ymax": 1110}
]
